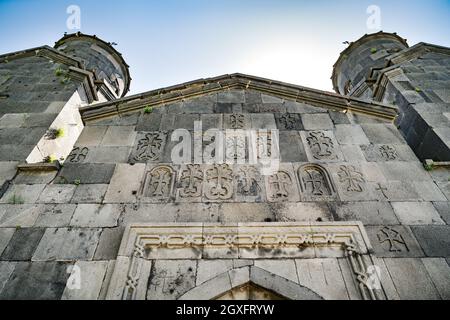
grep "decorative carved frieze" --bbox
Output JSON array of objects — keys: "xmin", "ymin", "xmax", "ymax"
[{"xmin": 105, "ymin": 222, "xmax": 382, "ymax": 301}]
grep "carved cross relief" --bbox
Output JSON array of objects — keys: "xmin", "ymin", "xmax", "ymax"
[
  {"xmin": 306, "ymin": 131, "xmax": 336, "ymax": 160},
  {"xmin": 268, "ymin": 171, "xmax": 292, "ymax": 200},
  {"xmin": 142, "ymin": 165, "xmax": 175, "ymax": 200},
  {"xmin": 179, "ymin": 164, "xmax": 204, "ymax": 198},
  {"xmin": 337, "ymin": 165, "xmax": 365, "ymax": 193},
  {"xmin": 204, "ymin": 164, "xmax": 234, "ymax": 200},
  {"xmin": 377, "ymin": 226, "xmax": 409, "ymax": 252},
  {"xmin": 133, "ymin": 132, "xmax": 167, "ymax": 162},
  {"xmin": 298, "ymin": 164, "xmax": 336, "ymax": 201},
  {"xmin": 67, "ymin": 147, "xmax": 89, "ymax": 163}
]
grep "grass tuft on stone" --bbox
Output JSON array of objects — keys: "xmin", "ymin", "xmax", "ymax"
[
  {"xmin": 143, "ymin": 105, "xmax": 153, "ymax": 114},
  {"xmin": 423, "ymin": 163, "xmax": 434, "ymax": 171},
  {"xmin": 55, "ymin": 128, "xmax": 64, "ymax": 138},
  {"xmin": 55, "ymin": 67, "xmax": 64, "ymax": 77}
]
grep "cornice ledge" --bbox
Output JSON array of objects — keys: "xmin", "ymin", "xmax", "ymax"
[
  {"xmin": 67, "ymin": 66, "xmax": 98, "ymax": 103},
  {"xmin": 388, "ymin": 42, "xmax": 450, "ymax": 65},
  {"xmin": 80, "ymin": 74, "xmax": 398, "ymax": 123},
  {"xmin": 0, "ymin": 46, "xmax": 103, "ymax": 104},
  {"xmin": 0, "ymin": 45, "xmax": 82, "ymax": 68}
]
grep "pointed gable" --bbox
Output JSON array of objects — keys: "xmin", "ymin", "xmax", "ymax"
[{"xmin": 80, "ymin": 73, "xmax": 397, "ymax": 123}]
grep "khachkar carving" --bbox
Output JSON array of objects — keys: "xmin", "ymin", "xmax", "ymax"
[
  {"xmin": 132, "ymin": 132, "xmax": 166, "ymax": 162},
  {"xmin": 204, "ymin": 164, "xmax": 233, "ymax": 200},
  {"xmin": 142, "ymin": 166, "xmax": 175, "ymax": 200},
  {"xmin": 268, "ymin": 171, "xmax": 292, "ymax": 201},
  {"xmin": 229, "ymin": 113, "xmax": 245, "ymax": 129},
  {"xmin": 337, "ymin": 165, "xmax": 365, "ymax": 192},
  {"xmin": 306, "ymin": 131, "xmax": 336, "ymax": 160},
  {"xmin": 379, "ymin": 145, "xmax": 398, "ymax": 161},
  {"xmin": 278, "ymin": 114, "xmax": 300, "ymax": 130},
  {"xmin": 67, "ymin": 147, "xmax": 88, "ymax": 163},
  {"xmin": 257, "ymin": 132, "xmax": 272, "ymax": 159},
  {"xmin": 377, "ymin": 227, "xmax": 408, "ymax": 252},
  {"xmin": 226, "ymin": 133, "xmax": 246, "ymax": 161},
  {"xmin": 236, "ymin": 166, "xmax": 262, "ymax": 197},
  {"xmin": 375, "ymin": 183, "xmax": 388, "ymax": 199},
  {"xmin": 179, "ymin": 164, "xmax": 203, "ymax": 198},
  {"xmin": 298, "ymin": 164, "xmax": 336, "ymax": 201},
  {"xmin": 109, "ymin": 223, "xmax": 383, "ymax": 301}
]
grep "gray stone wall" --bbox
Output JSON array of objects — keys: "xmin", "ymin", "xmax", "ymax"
[
  {"xmin": 0, "ymin": 54, "xmax": 78, "ymax": 162},
  {"xmin": 0, "ymin": 89, "xmax": 448, "ymax": 299},
  {"xmin": 333, "ymin": 32, "xmax": 450, "ymax": 161},
  {"xmin": 385, "ymin": 49, "xmax": 450, "ymax": 161}
]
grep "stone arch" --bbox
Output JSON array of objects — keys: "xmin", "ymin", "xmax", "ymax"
[
  {"xmin": 297, "ymin": 163, "xmax": 336, "ymax": 201},
  {"xmin": 178, "ymin": 266, "xmax": 323, "ymax": 300}
]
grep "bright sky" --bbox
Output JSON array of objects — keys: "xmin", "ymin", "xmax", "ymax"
[{"xmin": 1, "ymin": 0, "xmax": 449, "ymax": 95}]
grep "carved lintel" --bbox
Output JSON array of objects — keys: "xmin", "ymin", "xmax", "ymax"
[{"xmin": 111, "ymin": 222, "xmax": 381, "ymax": 301}]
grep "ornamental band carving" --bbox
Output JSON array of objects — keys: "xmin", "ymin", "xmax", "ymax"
[{"xmin": 106, "ymin": 222, "xmax": 383, "ymax": 301}]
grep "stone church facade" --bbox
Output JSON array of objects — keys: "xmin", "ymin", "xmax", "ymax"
[{"xmin": 0, "ymin": 31, "xmax": 449, "ymax": 300}]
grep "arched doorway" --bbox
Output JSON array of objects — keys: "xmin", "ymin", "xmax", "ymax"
[
  {"xmin": 216, "ymin": 283, "xmax": 287, "ymax": 300},
  {"xmin": 179, "ymin": 266, "xmax": 323, "ymax": 300}
]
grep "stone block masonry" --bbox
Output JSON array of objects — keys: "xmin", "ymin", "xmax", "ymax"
[{"xmin": 0, "ymin": 31, "xmax": 449, "ymax": 300}]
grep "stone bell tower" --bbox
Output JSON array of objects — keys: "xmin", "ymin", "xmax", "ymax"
[
  {"xmin": 332, "ymin": 31, "xmax": 450, "ymax": 161},
  {"xmin": 54, "ymin": 32, "xmax": 131, "ymax": 99},
  {"xmin": 0, "ymin": 32, "xmax": 130, "ymax": 168}
]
